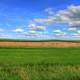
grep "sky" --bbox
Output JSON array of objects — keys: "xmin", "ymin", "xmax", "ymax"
[{"xmin": 0, "ymin": 0, "xmax": 80, "ymax": 40}]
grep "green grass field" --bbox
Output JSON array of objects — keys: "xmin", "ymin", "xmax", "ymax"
[{"xmin": 0, "ymin": 47, "xmax": 80, "ymax": 80}]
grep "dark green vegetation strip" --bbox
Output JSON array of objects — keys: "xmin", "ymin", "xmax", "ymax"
[
  {"xmin": 0, "ymin": 38, "xmax": 80, "ymax": 42},
  {"xmin": 0, "ymin": 47, "xmax": 80, "ymax": 80}
]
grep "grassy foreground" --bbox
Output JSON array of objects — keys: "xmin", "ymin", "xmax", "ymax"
[{"xmin": 0, "ymin": 47, "xmax": 80, "ymax": 80}]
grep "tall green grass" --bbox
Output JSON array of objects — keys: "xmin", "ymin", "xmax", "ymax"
[
  {"xmin": 0, "ymin": 65, "xmax": 80, "ymax": 80},
  {"xmin": 0, "ymin": 47, "xmax": 80, "ymax": 80}
]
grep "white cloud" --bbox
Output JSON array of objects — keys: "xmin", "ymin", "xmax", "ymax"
[
  {"xmin": 28, "ymin": 30, "xmax": 36, "ymax": 34},
  {"xmin": 23, "ymin": 5, "xmax": 80, "ymax": 39},
  {"xmin": 71, "ymin": 33, "xmax": 80, "ymax": 38},
  {"xmin": 72, "ymin": 33, "xmax": 79, "ymax": 36},
  {"xmin": 28, "ymin": 23, "xmax": 46, "ymax": 31},
  {"xmin": 0, "ymin": 28, "xmax": 4, "ymax": 32},
  {"xmin": 68, "ymin": 27, "xmax": 77, "ymax": 31},
  {"xmin": 34, "ymin": 18, "xmax": 54, "ymax": 25},
  {"xmin": 77, "ymin": 30, "xmax": 80, "ymax": 33},
  {"xmin": 53, "ymin": 30, "xmax": 62, "ymax": 33},
  {"xmin": 36, "ymin": 26, "xmax": 46, "ymax": 31},
  {"xmin": 32, "ymin": 5, "xmax": 80, "ymax": 28},
  {"xmin": 28, "ymin": 23, "xmax": 36, "ymax": 28},
  {"xmin": 13, "ymin": 28, "xmax": 24, "ymax": 33},
  {"xmin": 53, "ymin": 29, "xmax": 66, "ymax": 36},
  {"xmin": 45, "ymin": 8, "xmax": 54, "ymax": 15},
  {"xmin": 0, "ymin": 34, "xmax": 11, "ymax": 38},
  {"xmin": 55, "ymin": 5, "xmax": 80, "ymax": 25},
  {"xmin": 22, "ymin": 29, "xmax": 49, "ymax": 38},
  {"xmin": 22, "ymin": 30, "xmax": 39, "ymax": 36}
]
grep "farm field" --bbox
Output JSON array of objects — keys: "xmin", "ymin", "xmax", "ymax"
[
  {"xmin": 0, "ymin": 41, "xmax": 80, "ymax": 47},
  {"xmin": 0, "ymin": 47, "xmax": 80, "ymax": 80}
]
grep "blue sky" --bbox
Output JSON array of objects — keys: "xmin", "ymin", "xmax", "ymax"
[{"xmin": 0, "ymin": 0, "xmax": 80, "ymax": 40}]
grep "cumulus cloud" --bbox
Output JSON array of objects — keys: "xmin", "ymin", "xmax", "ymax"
[
  {"xmin": 68, "ymin": 27, "xmax": 77, "ymax": 32},
  {"xmin": 34, "ymin": 18, "xmax": 54, "ymax": 25},
  {"xmin": 0, "ymin": 34, "xmax": 11, "ymax": 38},
  {"xmin": 26, "ymin": 22, "xmax": 46, "ymax": 37},
  {"xmin": 71, "ymin": 33, "xmax": 80, "ymax": 38},
  {"xmin": 53, "ymin": 29, "xmax": 66, "ymax": 36},
  {"xmin": 13, "ymin": 28, "xmax": 24, "ymax": 33},
  {"xmin": 32, "ymin": 5, "xmax": 80, "ymax": 28},
  {"xmin": 45, "ymin": 8, "xmax": 54, "ymax": 15},
  {"xmin": 28, "ymin": 23, "xmax": 46, "ymax": 31},
  {"xmin": 36, "ymin": 26, "xmax": 46, "ymax": 31},
  {"xmin": 54, "ymin": 5, "xmax": 80, "ymax": 26},
  {"xmin": 22, "ymin": 30, "xmax": 39, "ymax": 37},
  {"xmin": 77, "ymin": 30, "xmax": 80, "ymax": 33},
  {"xmin": 28, "ymin": 30, "xmax": 37, "ymax": 35},
  {"xmin": 53, "ymin": 30, "xmax": 62, "ymax": 33},
  {"xmin": 0, "ymin": 28, "xmax": 4, "ymax": 32},
  {"xmin": 22, "ymin": 5, "xmax": 80, "ymax": 39},
  {"xmin": 22, "ymin": 29, "xmax": 49, "ymax": 38}
]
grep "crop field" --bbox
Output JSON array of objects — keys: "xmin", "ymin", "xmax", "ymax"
[
  {"xmin": 0, "ymin": 47, "xmax": 80, "ymax": 80},
  {"xmin": 0, "ymin": 41, "xmax": 80, "ymax": 47}
]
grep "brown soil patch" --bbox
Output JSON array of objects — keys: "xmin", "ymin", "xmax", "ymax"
[{"xmin": 0, "ymin": 41, "xmax": 80, "ymax": 47}]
